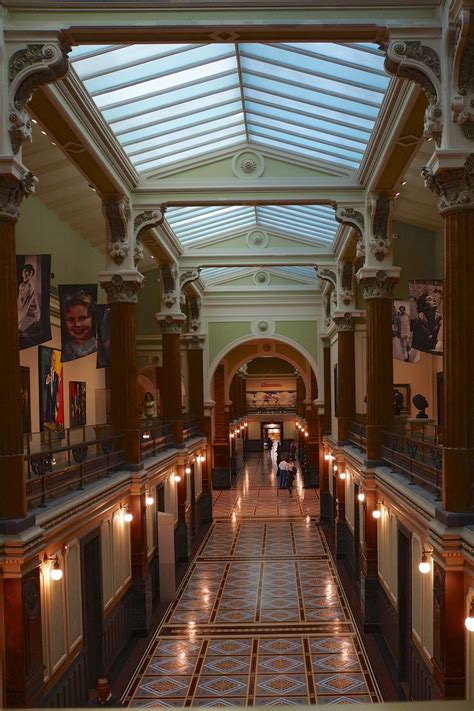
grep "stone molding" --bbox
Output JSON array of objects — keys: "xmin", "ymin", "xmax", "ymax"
[
  {"xmin": 423, "ymin": 154, "xmax": 474, "ymax": 214},
  {"xmin": 357, "ymin": 268, "xmax": 400, "ymax": 300},
  {"xmin": 156, "ymin": 312, "xmax": 186, "ymax": 334},
  {"xmin": 333, "ymin": 312, "xmax": 356, "ymax": 332}
]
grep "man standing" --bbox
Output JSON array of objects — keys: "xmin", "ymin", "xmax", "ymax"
[{"xmin": 278, "ymin": 456, "xmax": 290, "ymax": 489}]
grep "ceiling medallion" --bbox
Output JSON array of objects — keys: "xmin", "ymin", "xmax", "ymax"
[
  {"xmin": 246, "ymin": 229, "xmax": 269, "ymax": 249},
  {"xmin": 254, "ymin": 270, "xmax": 271, "ymax": 286},
  {"xmin": 251, "ymin": 318, "xmax": 275, "ymax": 336},
  {"xmin": 231, "ymin": 149, "xmax": 265, "ymax": 179}
]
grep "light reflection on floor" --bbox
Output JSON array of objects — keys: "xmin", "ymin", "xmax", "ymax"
[{"xmin": 124, "ymin": 454, "xmax": 381, "ymax": 706}]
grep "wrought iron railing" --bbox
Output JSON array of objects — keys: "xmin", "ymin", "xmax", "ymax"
[
  {"xmin": 381, "ymin": 430, "xmax": 442, "ymax": 499},
  {"xmin": 348, "ymin": 419, "xmax": 367, "ymax": 451},
  {"xmin": 24, "ymin": 424, "xmax": 124, "ymax": 509},
  {"xmin": 183, "ymin": 417, "xmax": 200, "ymax": 440},
  {"xmin": 139, "ymin": 418, "xmax": 173, "ymax": 458}
]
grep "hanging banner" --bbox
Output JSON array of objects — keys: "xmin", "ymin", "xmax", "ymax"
[
  {"xmin": 16, "ymin": 254, "xmax": 52, "ymax": 350},
  {"xmin": 96, "ymin": 304, "xmax": 111, "ymax": 368},
  {"xmin": 58, "ymin": 284, "xmax": 98, "ymax": 362},
  {"xmin": 392, "ymin": 300, "xmax": 420, "ymax": 363},
  {"xmin": 408, "ymin": 280, "xmax": 443, "ymax": 355}
]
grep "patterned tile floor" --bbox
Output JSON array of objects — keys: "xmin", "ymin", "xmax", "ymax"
[{"xmin": 124, "ymin": 453, "xmax": 382, "ymax": 706}]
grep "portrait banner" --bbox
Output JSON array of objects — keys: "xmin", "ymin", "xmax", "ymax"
[
  {"xmin": 408, "ymin": 280, "xmax": 443, "ymax": 355},
  {"xmin": 70, "ymin": 381, "xmax": 87, "ymax": 427},
  {"xmin": 16, "ymin": 254, "xmax": 52, "ymax": 350},
  {"xmin": 96, "ymin": 304, "xmax": 111, "ymax": 369},
  {"xmin": 58, "ymin": 284, "xmax": 98, "ymax": 362},
  {"xmin": 392, "ymin": 300, "xmax": 420, "ymax": 363},
  {"xmin": 39, "ymin": 346, "xmax": 64, "ymax": 432}
]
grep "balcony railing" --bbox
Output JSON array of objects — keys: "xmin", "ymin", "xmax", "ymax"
[
  {"xmin": 381, "ymin": 429, "xmax": 442, "ymax": 499},
  {"xmin": 25, "ymin": 424, "xmax": 124, "ymax": 510},
  {"xmin": 139, "ymin": 418, "xmax": 173, "ymax": 459},
  {"xmin": 183, "ymin": 417, "xmax": 200, "ymax": 440},
  {"xmin": 348, "ymin": 418, "xmax": 367, "ymax": 451}
]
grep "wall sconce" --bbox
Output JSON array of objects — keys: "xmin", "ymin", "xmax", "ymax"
[
  {"xmin": 357, "ymin": 490, "xmax": 365, "ymax": 502},
  {"xmin": 244, "ymin": 422, "xmax": 248, "ymax": 427},
  {"xmin": 145, "ymin": 494, "xmax": 154, "ymax": 506},
  {"xmin": 339, "ymin": 471, "xmax": 346, "ymax": 480},
  {"xmin": 465, "ymin": 600, "xmax": 474, "ymax": 632},
  {"xmin": 44, "ymin": 554, "xmax": 63, "ymax": 581},
  {"xmin": 333, "ymin": 464, "xmax": 338, "ymax": 472},
  {"xmin": 142, "ymin": 432, "xmax": 151, "ymax": 440},
  {"xmin": 324, "ymin": 453, "xmax": 330, "ymax": 461},
  {"xmin": 372, "ymin": 502, "xmax": 382, "ymax": 519},
  {"xmin": 230, "ymin": 432, "xmax": 235, "ymax": 438},
  {"xmin": 418, "ymin": 550, "xmax": 431, "ymax": 575},
  {"xmin": 185, "ymin": 466, "xmax": 191, "ymax": 475},
  {"xmin": 51, "ymin": 456, "xmax": 57, "ymax": 465},
  {"xmin": 198, "ymin": 454, "xmax": 206, "ymax": 462},
  {"xmin": 173, "ymin": 473, "xmax": 181, "ymax": 483},
  {"xmin": 122, "ymin": 505, "xmax": 133, "ymax": 523},
  {"xmin": 304, "ymin": 431, "xmax": 309, "ymax": 437}
]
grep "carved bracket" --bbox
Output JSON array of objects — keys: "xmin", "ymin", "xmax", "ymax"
[
  {"xmin": 315, "ymin": 267, "xmax": 337, "ymax": 288},
  {"xmin": 370, "ymin": 194, "xmax": 393, "ymax": 262},
  {"xmin": 452, "ymin": 10, "xmax": 474, "ymax": 140},
  {"xmin": 180, "ymin": 268, "xmax": 201, "ymax": 288},
  {"xmin": 8, "ymin": 40, "xmax": 70, "ymax": 154},
  {"xmin": 133, "ymin": 208, "xmax": 166, "ymax": 266},
  {"xmin": 385, "ymin": 39, "xmax": 442, "ymax": 144},
  {"xmin": 335, "ymin": 206, "xmax": 365, "ymax": 236},
  {"xmin": 103, "ymin": 196, "xmax": 131, "ymax": 265},
  {"xmin": 338, "ymin": 260, "xmax": 354, "ymax": 305},
  {"xmin": 422, "ymin": 154, "xmax": 474, "ymax": 213}
]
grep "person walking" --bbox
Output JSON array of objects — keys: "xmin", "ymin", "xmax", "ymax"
[
  {"xmin": 279, "ymin": 456, "xmax": 289, "ymax": 489},
  {"xmin": 286, "ymin": 464, "xmax": 296, "ymax": 496}
]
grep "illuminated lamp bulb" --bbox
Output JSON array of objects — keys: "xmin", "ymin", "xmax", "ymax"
[
  {"xmin": 123, "ymin": 509, "xmax": 133, "ymax": 523},
  {"xmin": 145, "ymin": 495, "xmax": 154, "ymax": 506},
  {"xmin": 199, "ymin": 455, "xmax": 206, "ymax": 462},
  {"xmin": 174, "ymin": 474, "xmax": 181, "ymax": 483},
  {"xmin": 339, "ymin": 471, "xmax": 346, "ymax": 480},
  {"xmin": 50, "ymin": 558, "xmax": 63, "ymax": 581},
  {"xmin": 230, "ymin": 433, "xmax": 235, "ymax": 438},
  {"xmin": 418, "ymin": 551, "xmax": 431, "ymax": 575},
  {"xmin": 185, "ymin": 466, "xmax": 191, "ymax": 474},
  {"xmin": 324, "ymin": 453, "xmax": 330, "ymax": 461},
  {"xmin": 357, "ymin": 491, "xmax": 365, "ymax": 502},
  {"xmin": 372, "ymin": 508, "xmax": 381, "ymax": 519},
  {"xmin": 465, "ymin": 602, "xmax": 474, "ymax": 632},
  {"xmin": 333, "ymin": 464, "xmax": 338, "ymax": 472},
  {"xmin": 305, "ymin": 431, "xmax": 309, "ymax": 437}
]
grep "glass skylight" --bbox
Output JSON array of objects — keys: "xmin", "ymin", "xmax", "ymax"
[{"xmin": 70, "ymin": 41, "xmax": 389, "ymax": 172}]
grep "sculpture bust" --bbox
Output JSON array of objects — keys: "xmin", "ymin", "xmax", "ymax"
[
  {"xmin": 144, "ymin": 391, "xmax": 156, "ymax": 418},
  {"xmin": 412, "ymin": 393, "xmax": 428, "ymax": 419}
]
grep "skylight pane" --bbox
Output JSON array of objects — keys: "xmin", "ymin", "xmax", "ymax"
[
  {"xmin": 136, "ymin": 136, "xmax": 243, "ymax": 171},
  {"xmin": 250, "ymin": 126, "xmax": 361, "ymax": 165},
  {"xmin": 131, "ymin": 124, "xmax": 245, "ymax": 163},
  {"xmin": 71, "ymin": 44, "xmax": 192, "ymax": 78}
]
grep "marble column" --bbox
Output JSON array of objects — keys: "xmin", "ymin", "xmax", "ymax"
[
  {"xmin": 212, "ymin": 363, "xmax": 231, "ymax": 487},
  {"xmin": 333, "ymin": 314, "xmax": 356, "ymax": 443},
  {"xmin": 0, "ymin": 174, "xmax": 37, "ymax": 519},
  {"xmin": 158, "ymin": 315, "xmax": 185, "ymax": 444},
  {"xmin": 359, "ymin": 270, "xmax": 398, "ymax": 462},
  {"xmin": 100, "ymin": 273, "xmax": 143, "ymax": 466}
]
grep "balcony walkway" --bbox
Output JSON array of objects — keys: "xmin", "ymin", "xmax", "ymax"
[{"xmin": 123, "ymin": 452, "xmax": 382, "ymax": 706}]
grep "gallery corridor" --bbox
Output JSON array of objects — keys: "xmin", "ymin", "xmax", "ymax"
[{"xmin": 123, "ymin": 454, "xmax": 381, "ymax": 706}]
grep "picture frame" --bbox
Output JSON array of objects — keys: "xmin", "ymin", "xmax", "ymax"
[
  {"xmin": 39, "ymin": 346, "xmax": 64, "ymax": 432},
  {"xmin": 69, "ymin": 381, "xmax": 87, "ymax": 427},
  {"xmin": 20, "ymin": 366, "xmax": 31, "ymax": 434},
  {"xmin": 394, "ymin": 383, "xmax": 411, "ymax": 417}
]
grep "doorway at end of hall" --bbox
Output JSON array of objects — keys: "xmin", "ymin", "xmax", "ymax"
[{"xmin": 262, "ymin": 422, "xmax": 282, "ymax": 445}]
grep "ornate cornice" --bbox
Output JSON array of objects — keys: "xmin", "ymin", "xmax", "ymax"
[
  {"xmin": 335, "ymin": 206, "xmax": 365, "ymax": 236},
  {"xmin": 384, "ymin": 39, "xmax": 442, "ymax": 143},
  {"xmin": 103, "ymin": 196, "xmax": 130, "ymax": 265},
  {"xmin": 358, "ymin": 269, "xmax": 399, "ymax": 300},
  {"xmin": 333, "ymin": 313, "xmax": 355, "ymax": 332},
  {"xmin": 8, "ymin": 40, "xmax": 70, "ymax": 154},
  {"xmin": 0, "ymin": 172, "xmax": 36, "ymax": 221},
  {"xmin": 99, "ymin": 271, "xmax": 144, "ymax": 304},
  {"xmin": 155, "ymin": 312, "xmax": 186, "ymax": 334},
  {"xmin": 422, "ymin": 154, "xmax": 474, "ymax": 214}
]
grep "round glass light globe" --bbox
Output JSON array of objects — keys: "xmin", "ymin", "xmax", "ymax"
[
  {"xmin": 465, "ymin": 616, "xmax": 474, "ymax": 632},
  {"xmin": 372, "ymin": 509, "xmax": 381, "ymax": 519},
  {"xmin": 50, "ymin": 567, "xmax": 63, "ymax": 581},
  {"xmin": 145, "ymin": 496, "xmax": 154, "ymax": 506},
  {"xmin": 358, "ymin": 493, "xmax": 365, "ymax": 502},
  {"xmin": 418, "ymin": 561, "xmax": 431, "ymax": 574},
  {"xmin": 124, "ymin": 512, "xmax": 133, "ymax": 523}
]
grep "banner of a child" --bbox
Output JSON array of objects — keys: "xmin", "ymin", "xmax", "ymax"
[{"xmin": 58, "ymin": 284, "xmax": 98, "ymax": 362}]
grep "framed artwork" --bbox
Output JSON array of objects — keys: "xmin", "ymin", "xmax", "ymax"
[
  {"xmin": 20, "ymin": 366, "xmax": 31, "ymax": 434},
  {"xmin": 39, "ymin": 346, "xmax": 64, "ymax": 432},
  {"xmin": 16, "ymin": 254, "xmax": 52, "ymax": 350},
  {"xmin": 394, "ymin": 384, "xmax": 411, "ymax": 416},
  {"xmin": 58, "ymin": 284, "xmax": 98, "ymax": 362},
  {"xmin": 69, "ymin": 381, "xmax": 87, "ymax": 427}
]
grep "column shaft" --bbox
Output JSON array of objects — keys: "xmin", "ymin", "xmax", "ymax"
[
  {"xmin": 0, "ymin": 219, "xmax": 27, "ymax": 517},
  {"xmin": 323, "ymin": 340, "xmax": 332, "ymax": 435},
  {"xmin": 442, "ymin": 210, "xmax": 474, "ymax": 511},
  {"xmin": 365, "ymin": 298, "xmax": 393, "ymax": 460},
  {"xmin": 337, "ymin": 329, "xmax": 356, "ymax": 442},
  {"xmin": 110, "ymin": 301, "xmax": 140, "ymax": 464},
  {"xmin": 187, "ymin": 348, "xmax": 204, "ymax": 421},
  {"xmin": 162, "ymin": 332, "xmax": 183, "ymax": 443},
  {"xmin": 213, "ymin": 363, "xmax": 230, "ymax": 469}
]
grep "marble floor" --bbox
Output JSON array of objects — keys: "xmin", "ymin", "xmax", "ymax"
[{"xmin": 124, "ymin": 452, "xmax": 382, "ymax": 706}]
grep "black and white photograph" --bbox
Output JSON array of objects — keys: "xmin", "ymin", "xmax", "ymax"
[
  {"xmin": 58, "ymin": 284, "xmax": 98, "ymax": 362},
  {"xmin": 409, "ymin": 280, "xmax": 443, "ymax": 355},
  {"xmin": 16, "ymin": 254, "xmax": 52, "ymax": 350},
  {"xmin": 392, "ymin": 300, "xmax": 420, "ymax": 363}
]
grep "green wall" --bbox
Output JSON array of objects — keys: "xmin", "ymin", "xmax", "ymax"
[
  {"xmin": 393, "ymin": 221, "xmax": 443, "ymax": 299},
  {"xmin": 276, "ymin": 321, "xmax": 318, "ymax": 363},
  {"xmin": 17, "ymin": 196, "xmax": 105, "ymax": 296},
  {"xmin": 137, "ymin": 268, "xmax": 161, "ymax": 335},
  {"xmin": 208, "ymin": 322, "xmax": 249, "ymax": 363}
]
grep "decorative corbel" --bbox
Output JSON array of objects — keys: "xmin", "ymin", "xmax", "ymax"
[
  {"xmin": 133, "ymin": 208, "xmax": 166, "ymax": 266},
  {"xmin": 451, "ymin": 10, "xmax": 474, "ymax": 140},
  {"xmin": 384, "ymin": 39, "xmax": 442, "ymax": 143},
  {"xmin": 369, "ymin": 194, "xmax": 393, "ymax": 262},
  {"xmin": 315, "ymin": 267, "xmax": 337, "ymax": 289},
  {"xmin": 103, "ymin": 196, "xmax": 131, "ymax": 265},
  {"xmin": 338, "ymin": 260, "xmax": 354, "ymax": 306},
  {"xmin": 180, "ymin": 268, "xmax": 201, "ymax": 289},
  {"xmin": 8, "ymin": 39, "xmax": 71, "ymax": 154},
  {"xmin": 0, "ymin": 170, "xmax": 37, "ymax": 221},
  {"xmin": 160, "ymin": 264, "xmax": 178, "ymax": 307},
  {"xmin": 335, "ymin": 206, "xmax": 365, "ymax": 238},
  {"xmin": 188, "ymin": 295, "xmax": 202, "ymax": 332}
]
